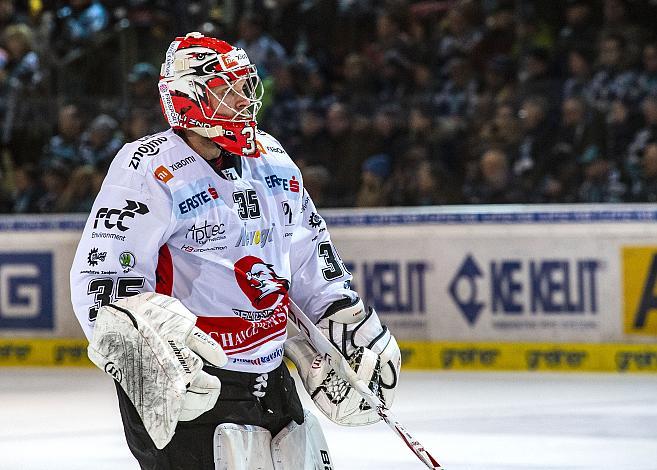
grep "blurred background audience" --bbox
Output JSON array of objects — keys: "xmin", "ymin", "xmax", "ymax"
[{"xmin": 2, "ymin": 0, "xmax": 657, "ymax": 213}]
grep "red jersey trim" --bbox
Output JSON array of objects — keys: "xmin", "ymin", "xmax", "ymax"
[{"xmin": 155, "ymin": 244, "xmax": 174, "ymax": 295}]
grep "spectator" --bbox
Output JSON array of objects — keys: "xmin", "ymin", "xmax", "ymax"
[
  {"xmin": 474, "ymin": 5, "xmax": 515, "ymax": 65},
  {"xmin": 78, "ymin": 114, "xmax": 123, "ymax": 167},
  {"xmin": 37, "ymin": 161, "xmax": 69, "ymax": 212},
  {"xmin": 260, "ymin": 62, "xmax": 301, "ymax": 143},
  {"xmin": 4, "ymin": 0, "xmax": 657, "ymax": 210},
  {"xmin": 577, "ymin": 149, "xmax": 626, "ymax": 202},
  {"xmin": 626, "ymin": 96, "xmax": 657, "ymax": 181},
  {"xmin": 125, "ymin": 62, "xmax": 160, "ymax": 115},
  {"xmin": 301, "ymin": 164, "xmax": 330, "ymax": 208},
  {"xmin": 408, "ymin": 103, "xmax": 439, "ymax": 155},
  {"xmin": 356, "ymin": 154, "xmax": 391, "ymax": 207},
  {"xmin": 517, "ymin": 47, "xmax": 560, "ymax": 105},
  {"xmin": 599, "ymin": 0, "xmax": 645, "ymax": 65},
  {"xmin": 266, "ymin": 0, "xmax": 303, "ymax": 55},
  {"xmin": 361, "ymin": 8, "xmax": 410, "ymax": 75},
  {"xmin": 368, "ymin": 105, "xmax": 406, "ymax": 162},
  {"xmin": 463, "ymin": 148, "xmax": 525, "ymax": 204},
  {"xmin": 323, "ymin": 102, "xmax": 370, "ymax": 206},
  {"xmin": 0, "ymin": 0, "xmax": 28, "ymax": 30},
  {"xmin": 637, "ymin": 42, "xmax": 657, "ymax": 99},
  {"xmin": 377, "ymin": 49, "xmax": 413, "ymax": 103},
  {"xmin": 629, "ymin": 142, "xmax": 657, "ymax": 202},
  {"xmin": 388, "ymin": 143, "xmax": 456, "ymax": 206},
  {"xmin": 301, "ymin": 61, "xmax": 335, "ymax": 112},
  {"xmin": 410, "ymin": 61, "xmax": 439, "ymax": 110},
  {"xmin": 556, "ymin": 0, "xmax": 596, "ymax": 60},
  {"xmin": 542, "ymin": 97, "xmax": 602, "ymax": 202},
  {"xmin": 434, "ymin": 56, "xmax": 478, "ymax": 122},
  {"xmin": 435, "ymin": 5, "xmax": 482, "ymax": 64},
  {"xmin": 235, "ymin": 13, "xmax": 286, "ymax": 78},
  {"xmin": 42, "ymin": 103, "xmax": 83, "ymax": 166},
  {"xmin": 513, "ymin": 6, "xmax": 554, "ymax": 60},
  {"xmin": 477, "ymin": 102, "xmax": 522, "ymax": 157},
  {"xmin": 1, "ymin": 23, "xmax": 46, "ymax": 165},
  {"xmin": 51, "ymin": 0, "xmax": 110, "ymax": 56},
  {"xmin": 605, "ymin": 99, "xmax": 637, "ymax": 165},
  {"xmin": 57, "ymin": 164, "xmax": 104, "ymax": 212},
  {"xmin": 562, "ymin": 48, "xmax": 594, "ymax": 101},
  {"xmin": 287, "ymin": 105, "xmax": 330, "ymax": 168},
  {"xmin": 479, "ymin": 55, "xmax": 516, "ymax": 109},
  {"xmin": 553, "ymin": 97, "xmax": 602, "ymax": 164},
  {"xmin": 11, "ymin": 164, "xmax": 42, "ymax": 213},
  {"xmin": 514, "ymin": 95, "xmax": 556, "ymax": 197},
  {"xmin": 123, "ymin": 107, "xmax": 157, "ymax": 143},
  {"xmin": 588, "ymin": 34, "xmax": 639, "ymax": 112},
  {"xmin": 339, "ymin": 53, "xmax": 378, "ymax": 114}
]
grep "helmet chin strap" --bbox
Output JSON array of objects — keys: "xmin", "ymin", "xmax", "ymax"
[{"xmin": 190, "ymin": 125, "xmax": 224, "ymax": 138}]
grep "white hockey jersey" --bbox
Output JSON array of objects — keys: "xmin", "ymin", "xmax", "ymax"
[{"xmin": 70, "ymin": 128, "xmax": 354, "ymax": 373}]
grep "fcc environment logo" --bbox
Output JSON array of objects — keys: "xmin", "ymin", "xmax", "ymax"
[{"xmin": 0, "ymin": 253, "xmax": 53, "ymax": 329}]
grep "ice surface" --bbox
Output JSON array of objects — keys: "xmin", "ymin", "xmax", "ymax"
[{"xmin": 0, "ymin": 368, "xmax": 655, "ymax": 470}]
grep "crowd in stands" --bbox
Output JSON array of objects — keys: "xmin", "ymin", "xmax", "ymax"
[{"xmin": 2, "ymin": 0, "xmax": 657, "ymax": 212}]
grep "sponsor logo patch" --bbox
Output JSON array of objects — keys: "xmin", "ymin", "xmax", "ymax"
[
  {"xmin": 235, "ymin": 225, "xmax": 275, "ymax": 248},
  {"xmin": 154, "ymin": 165, "xmax": 174, "ymax": 183},
  {"xmin": 173, "ymin": 178, "xmax": 224, "ymax": 219},
  {"xmin": 93, "ymin": 200, "xmax": 149, "ymax": 232},
  {"xmin": 87, "ymin": 248, "xmax": 107, "ymax": 267}
]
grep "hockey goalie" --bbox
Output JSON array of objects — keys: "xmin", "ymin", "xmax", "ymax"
[{"xmin": 70, "ymin": 32, "xmax": 401, "ymax": 469}]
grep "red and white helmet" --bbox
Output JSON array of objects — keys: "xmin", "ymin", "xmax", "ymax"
[{"xmin": 158, "ymin": 32, "xmax": 263, "ymax": 157}]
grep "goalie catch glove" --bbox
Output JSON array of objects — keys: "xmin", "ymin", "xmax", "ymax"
[
  {"xmin": 87, "ymin": 292, "xmax": 227, "ymax": 449},
  {"xmin": 285, "ymin": 297, "xmax": 401, "ymax": 426}
]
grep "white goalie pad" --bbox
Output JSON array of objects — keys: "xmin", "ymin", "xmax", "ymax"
[
  {"xmin": 213, "ymin": 410, "xmax": 332, "ymax": 470},
  {"xmin": 272, "ymin": 410, "xmax": 333, "ymax": 470},
  {"xmin": 87, "ymin": 292, "xmax": 227, "ymax": 449},
  {"xmin": 214, "ymin": 424, "xmax": 274, "ymax": 470}
]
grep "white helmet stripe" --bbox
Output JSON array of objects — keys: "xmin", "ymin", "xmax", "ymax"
[
  {"xmin": 162, "ymin": 40, "xmax": 181, "ymax": 78},
  {"xmin": 158, "ymin": 82, "xmax": 179, "ymax": 126}
]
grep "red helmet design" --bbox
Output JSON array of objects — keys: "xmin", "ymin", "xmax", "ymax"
[
  {"xmin": 234, "ymin": 256, "xmax": 289, "ymax": 310},
  {"xmin": 158, "ymin": 32, "xmax": 263, "ymax": 157}
]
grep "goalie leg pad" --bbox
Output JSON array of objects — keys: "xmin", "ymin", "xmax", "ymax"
[
  {"xmin": 213, "ymin": 423, "xmax": 274, "ymax": 470},
  {"xmin": 271, "ymin": 410, "xmax": 334, "ymax": 470}
]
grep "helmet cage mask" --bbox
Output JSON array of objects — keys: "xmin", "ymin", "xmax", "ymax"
[
  {"xmin": 159, "ymin": 34, "xmax": 264, "ymax": 157},
  {"xmin": 193, "ymin": 64, "xmax": 264, "ymax": 124}
]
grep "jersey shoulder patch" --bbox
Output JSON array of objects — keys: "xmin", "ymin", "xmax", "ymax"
[
  {"xmin": 255, "ymin": 129, "xmax": 292, "ymax": 163},
  {"xmin": 119, "ymin": 131, "xmax": 177, "ymax": 176}
]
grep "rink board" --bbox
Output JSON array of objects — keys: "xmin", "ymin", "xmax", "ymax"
[
  {"xmin": 323, "ymin": 205, "xmax": 657, "ymax": 344},
  {"xmin": 1, "ymin": 338, "xmax": 656, "ymax": 372},
  {"xmin": 0, "ymin": 207, "xmax": 657, "ymax": 364}
]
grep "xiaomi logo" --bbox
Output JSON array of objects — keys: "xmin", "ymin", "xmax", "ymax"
[{"xmin": 154, "ymin": 165, "xmax": 174, "ymax": 183}]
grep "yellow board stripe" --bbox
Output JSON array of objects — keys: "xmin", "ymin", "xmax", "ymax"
[
  {"xmin": 399, "ymin": 342, "xmax": 657, "ymax": 373},
  {"xmin": 1, "ymin": 339, "xmax": 656, "ymax": 372},
  {"xmin": 0, "ymin": 339, "xmax": 90, "ymax": 367}
]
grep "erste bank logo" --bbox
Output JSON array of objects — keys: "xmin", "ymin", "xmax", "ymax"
[{"xmin": 623, "ymin": 246, "xmax": 657, "ymax": 336}]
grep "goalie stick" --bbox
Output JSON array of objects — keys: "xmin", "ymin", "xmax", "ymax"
[{"xmin": 288, "ymin": 299, "xmax": 442, "ymax": 469}]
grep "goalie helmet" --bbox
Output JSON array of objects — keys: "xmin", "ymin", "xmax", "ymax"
[{"xmin": 158, "ymin": 32, "xmax": 264, "ymax": 157}]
